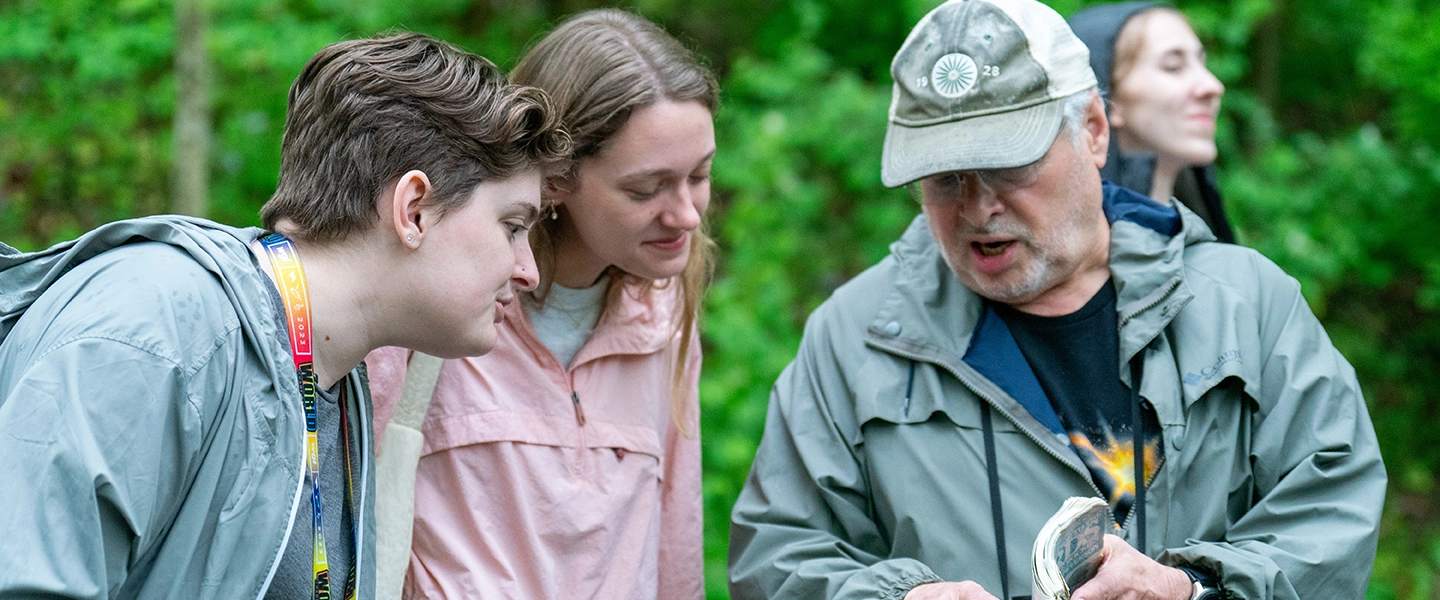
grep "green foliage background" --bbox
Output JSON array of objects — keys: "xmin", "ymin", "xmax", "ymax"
[{"xmin": 2, "ymin": 0, "xmax": 1437, "ymax": 597}]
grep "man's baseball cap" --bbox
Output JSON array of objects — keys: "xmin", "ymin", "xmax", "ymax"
[{"xmin": 881, "ymin": 0, "xmax": 1098, "ymax": 187}]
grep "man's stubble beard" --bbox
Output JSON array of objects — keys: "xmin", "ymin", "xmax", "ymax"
[{"xmin": 947, "ymin": 194, "xmax": 1096, "ymax": 307}]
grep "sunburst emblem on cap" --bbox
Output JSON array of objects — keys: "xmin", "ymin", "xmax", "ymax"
[{"xmin": 930, "ymin": 53, "xmax": 978, "ymax": 98}]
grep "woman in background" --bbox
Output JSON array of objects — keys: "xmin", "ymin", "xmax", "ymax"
[
  {"xmin": 365, "ymin": 9, "xmax": 716, "ymax": 599},
  {"xmin": 1070, "ymin": 2, "xmax": 1237, "ymax": 242}
]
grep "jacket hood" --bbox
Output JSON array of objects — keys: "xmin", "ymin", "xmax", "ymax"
[
  {"xmin": 1068, "ymin": 1, "xmax": 1161, "ymax": 98},
  {"xmin": 1068, "ymin": 2, "xmax": 1165, "ymax": 199},
  {"xmin": 1, "ymin": 216, "xmax": 269, "ymax": 347},
  {"xmin": 1105, "ymin": 181, "xmax": 1207, "ymax": 365},
  {"xmin": 0, "ymin": 215, "xmax": 305, "ymax": 438}
]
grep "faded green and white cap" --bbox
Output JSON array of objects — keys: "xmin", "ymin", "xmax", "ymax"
[{"xmin": 881, "ymin": 0, "xmax": 1098, "ymax": 187}]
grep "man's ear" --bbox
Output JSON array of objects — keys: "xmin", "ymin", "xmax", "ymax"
[
  {"xmin": 1083, "ymin": 90, "xmax": 1110, "ymax": 170},
  {"xmin": 389, "ymin": 170, "xmax": 432, "ymax": 249}
]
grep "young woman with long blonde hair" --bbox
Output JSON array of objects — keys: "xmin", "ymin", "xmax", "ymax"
[{"xmin": 366, "ymin": 9, "xmax": 717, "ymax": 598}]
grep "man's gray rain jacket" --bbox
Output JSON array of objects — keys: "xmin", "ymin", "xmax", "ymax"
[
  {"xmin": 0, "ymin": 216, "xmax": 375, "ymax": 599},
  {"xmin": 728, "ymin": 183, "xmax": 1385, "ymax": 600}
]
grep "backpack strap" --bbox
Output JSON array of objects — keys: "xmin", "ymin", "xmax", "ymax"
[
  {"xmin": 375, "ymin": 351, "xmax": 443, "ymax": 600},
  {"xmin": 393, "ymin": 352, "xmax": 443, "ymax": 430}
]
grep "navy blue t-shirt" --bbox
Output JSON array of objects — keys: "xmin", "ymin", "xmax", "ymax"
[{"xmin": 992, "ymin": 280, "xmax": 1163, "ymax": 526}]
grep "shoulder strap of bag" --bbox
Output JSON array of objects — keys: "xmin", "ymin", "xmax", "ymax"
[
  {"xmin": 375, "ymin": 351, "xmax": 443, "ymax": 600},
  {"xmin": 393, "ymin": 352, "xmax": 442, "ymax": 430}
]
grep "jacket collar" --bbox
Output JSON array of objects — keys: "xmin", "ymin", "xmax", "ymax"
[
  {"xmin": 866, "ymin": 214, "xmax": 985, "ymax": 365},
  {"xmin": 505, "ymin": 278, "xmax": 679, "ymax": 372},
  {"xmin": 0, "ymin": 216, "xmax": 281, "ymax": 368},
  {"xmin": 1106, "ymin": 181, "xmax": 1204, "ymax": 367}
]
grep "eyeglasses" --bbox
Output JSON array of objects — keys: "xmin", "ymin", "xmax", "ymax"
[{"xmin": 909, "ymin": 161, "xmax": 1042, "ymax": 204}]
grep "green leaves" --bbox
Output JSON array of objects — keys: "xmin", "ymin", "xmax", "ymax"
[
  {"xmin": 2, "ymin": 0, "xmax": 1439, "ymax": 597},
  {"xmin": 699, "ymin": 45, "xmax": 915, "ymax": 596},
  {"xmin": 1361, "ymin": 0, "xmax": 1440, "ymax": 147}
]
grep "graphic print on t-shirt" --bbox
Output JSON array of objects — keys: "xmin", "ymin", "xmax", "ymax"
[
  {"xmin": 1065, "ymin": 413, "xmax": 1163, "ymax": 526},
  {"xmin": 993, "ymin": 279, "xmax": 1163, "ymax": 526}
]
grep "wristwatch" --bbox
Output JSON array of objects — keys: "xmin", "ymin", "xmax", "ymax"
[{"xmin": 1180, "ymin": 567, "xmax": 1223, "ymax": 600}]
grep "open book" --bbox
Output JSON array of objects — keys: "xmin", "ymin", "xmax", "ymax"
[{"xmin": 1031, "ymin": 497, "xmax": 1113, "ymax": 600}]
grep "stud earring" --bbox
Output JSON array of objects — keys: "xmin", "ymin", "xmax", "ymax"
[{"xmin": 406, "ymin": 234, "xmax": 414, "ymax": 242}]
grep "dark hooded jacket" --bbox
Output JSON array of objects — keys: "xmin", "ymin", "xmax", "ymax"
[{"xmin": 1068, "ymin": 1, "xmax": 1237, "ymax": 243}]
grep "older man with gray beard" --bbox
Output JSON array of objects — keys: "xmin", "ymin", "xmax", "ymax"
[{"xmin": 727, "ymin": 1, "xmax": 1386, "ymax": 599}]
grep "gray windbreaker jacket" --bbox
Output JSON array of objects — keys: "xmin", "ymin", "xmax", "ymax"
[
  {"xmin": 729, "ymin": 184, "xmax": 1385, "ymax": 600},
  {"xmin": 0, "ymin": 216, "xmax": 375, "ymax": 599}
]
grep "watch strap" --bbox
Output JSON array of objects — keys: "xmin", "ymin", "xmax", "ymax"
[{"xmin": 1179, "ymin": 566, "xmax": 1222, "ymax": 600}]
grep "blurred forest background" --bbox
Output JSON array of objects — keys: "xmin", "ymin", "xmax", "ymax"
[{"xmin": 2, "ymin": 0, "xmax": 1438, "ymax": 597}]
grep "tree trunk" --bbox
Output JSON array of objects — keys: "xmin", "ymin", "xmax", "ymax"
[
  {"xmin": 1255, "ymin": 0, "xmax": 1283, "ymax": 113},
  {"xmin": 172, "ymin": 0, "xmax": 211, "ymax": 217}
]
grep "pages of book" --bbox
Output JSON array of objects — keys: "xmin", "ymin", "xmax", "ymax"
[{"xmin": 1031, "ymin": 496, "xmax": 1112, "ymax": 600}]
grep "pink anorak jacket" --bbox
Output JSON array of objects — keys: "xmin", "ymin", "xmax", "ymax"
[{"xmin": 365, "ymin": 282, "xmax": 703, "ymax": 599}]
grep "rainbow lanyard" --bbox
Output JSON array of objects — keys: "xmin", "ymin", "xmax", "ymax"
[{"xmin": 259, "ymin": 233, "xmax": 357, "ymax": 600}]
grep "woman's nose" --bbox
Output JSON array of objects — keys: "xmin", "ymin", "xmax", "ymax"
[
  {"xmin": 661, "ymin": 184, "xmax": 703, "ymax": 231},
  {"xmin": 1194, "ymin": 64, "xmax": 1224, "ymax": 99}
]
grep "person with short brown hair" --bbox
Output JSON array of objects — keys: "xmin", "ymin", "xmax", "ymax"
[
  {"xmin": 261, "ymin": 33, "xmax": 564, "ymax": 243},
  {"xmin": 0, "ymin": 32, "xmax": 567, "ymax": 599}
]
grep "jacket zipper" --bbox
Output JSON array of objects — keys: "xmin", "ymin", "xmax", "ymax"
[
  {"xmin": 1115, "ymin": 277, "xmax": 1181, "ymax": 535},
  {"xmin": 569, "ymin": 381, "xmax": 588, "ymax": 475},
  {"xmin": 871, "ymin": 342, "xmax": 1106, "ymax": 501},
  {"xmin": 1113, "ymin": 397, "xmax": 1153, "ymax": 536},
  {"xmin": 571, "ymin": 391, "xmax": 587, "ymax": 426},
  {"xmin": 1118, "ymin": 276, "xmax": 1182, "ymax": 330}
]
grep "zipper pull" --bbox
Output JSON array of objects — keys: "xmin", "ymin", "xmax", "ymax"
[{"xmin": 571, "ymin": 391, "xmax": 586, "ymax": 427}]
